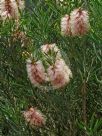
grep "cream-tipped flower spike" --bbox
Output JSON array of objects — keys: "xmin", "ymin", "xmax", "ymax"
[
  {"xmin": 41, "ymin": 43, "xmax": 59, "ymax": 54},
  {"xmin": 47, "ymin": 58, "xmax": 72, "ymax": 89},
  {"xmin": 23, "ymin": 107, "xmax": 46, "ymax": 127},
  {"xmin": 0, "ymin": 0, "xmax": 25, "ymax": 20},
  {"xmin": 61, "ymin": 14, "xmax": 71, "ymax": 36},
  {"xmin": 41, "ymin": 43, "xmax": 61, "ymax": 59},
  {"xmin": 26, "ymin": 59, "xmax": 46, "ymax": 86},
  {"xmin": 70, "ymin": 8, "xmax": 90, "ymax": 36},
  {"xmin": 15, "ymin": 0, "xmax": 25, "ymax": 10}
]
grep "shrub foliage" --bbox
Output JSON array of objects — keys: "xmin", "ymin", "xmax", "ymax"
[{"xmin": 0, "ymin": 0, "xmax": 102, "ymax": 135}]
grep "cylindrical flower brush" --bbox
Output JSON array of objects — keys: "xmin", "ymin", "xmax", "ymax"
[{"xmin": 70, "ymin": 8, "xmax": 90, "ymax": 36}]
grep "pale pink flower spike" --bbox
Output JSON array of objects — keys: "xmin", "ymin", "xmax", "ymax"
[
  {"xmin": 26, "ymin": 59, "xmax": 46, "ymax": 85},
  {"xmin": 23, "ymin": 107, "xmax": 46, "ymax": 127},
  {"xmin": 70, "ymin": 8, "xmax": 90, "ymax": 36},
  {"xmin": 61, "ymin": 14, "xmax": 71, "ymax": 36},
  {"xmin": 0, "ymin": 0, "xmax": 25, "ymax": 20},
  {"xmin": 47, "ymin": 59, "xmax": 72, "ymax": 89}
]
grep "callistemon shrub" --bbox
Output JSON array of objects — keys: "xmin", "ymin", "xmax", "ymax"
[
  {"xmin": 26, "ymin": 43, "xmax": 72, "ymax": 90},
  {"xmin": 0, "ymin": 0, "xmax": 25, "ymax": 20}
]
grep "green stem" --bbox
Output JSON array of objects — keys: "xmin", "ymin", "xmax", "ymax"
[{"xmin": 81, "ymin": 80, "xmax": 87, "ymax": 136}]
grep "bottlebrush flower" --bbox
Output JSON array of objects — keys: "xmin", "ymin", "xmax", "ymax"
[
  {"xmin": 26, "ymin": 59, "xmax": 46, "ymax": 85},
  {"xmin": 23, "ymin": 107, "xmax": 46, "ymax": 127},
  {"xmin": 41, "ymin": 43, "xmax": 61, "ymax": 59},
  {"xmin": 70, "ymin": 8, "xmax": 90, "ymax": 36},
  {"xmin": 47, "ymin": 59, "xmax": 72, "ymax": 89},
  {"xmin": 0, "ymin": 0, "xmax": 25, "ymax": 20},
  {"xmin": 61, "ymin": 14, "xmax": 71, "ymax": 36},
  {"xmin": 41, "ymin": 43, "xmax": 60, "ymax": 54}
]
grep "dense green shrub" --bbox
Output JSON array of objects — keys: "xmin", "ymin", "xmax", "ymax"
[{"xmin": 0, "ymin": 0, "xmax": 102, "ymax": 135}]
